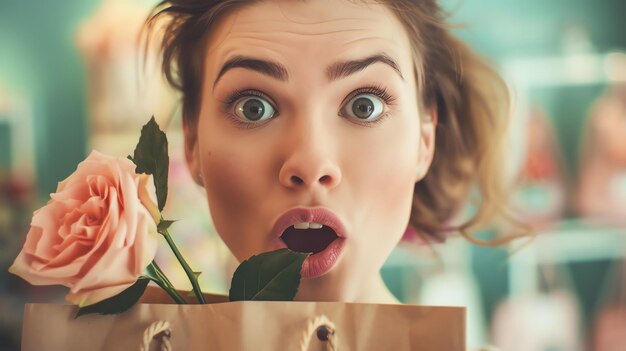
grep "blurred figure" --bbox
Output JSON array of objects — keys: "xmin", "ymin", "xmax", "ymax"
[
  {"xmin": 491, "ymin": 264, "xmax": 583, "ymax": 351},
  {"xmin": 75, "ymin": 0, "xmax": 177, "ymax": 135},
  {"xmin": 512, "ymin": 106, "xmax": 566, "ymax": 227},
  {"xmin": 576, "ymin": 84, "xmax": 626, "ymax": 222},
  {"xmin": 491, "ymin": 289, "xmax": 583, "ymax": 351},
  {"xmin": 593, "ymin": 305, "xmax": 626, "ymax": 351},
  {"xmin": 592, "ymin": 259, "xmax": 626, "ymax": 351}
]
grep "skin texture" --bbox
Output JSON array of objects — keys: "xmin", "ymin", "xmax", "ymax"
[{"xmin": 185, "ymin": 0, "xmax": 436, "ymax": 303}]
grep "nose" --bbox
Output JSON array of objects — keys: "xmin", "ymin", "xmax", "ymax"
[{"xmin": 278, "ymin": 118, "xmax": 342, "ymax": 191}]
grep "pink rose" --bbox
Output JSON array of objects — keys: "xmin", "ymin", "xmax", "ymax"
[{"xmin": 9, "ymin": 150, "xmax": 160, "ymax": 307}]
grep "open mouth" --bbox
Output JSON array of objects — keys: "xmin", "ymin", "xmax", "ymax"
[{"xmin": 280, "ymin": 225, "xmax": 339, "ymax": 254}]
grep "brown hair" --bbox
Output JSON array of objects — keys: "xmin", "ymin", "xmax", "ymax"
[{"xmin": 145, "ymin": 0, "xmax": 527, "ymax": 245}]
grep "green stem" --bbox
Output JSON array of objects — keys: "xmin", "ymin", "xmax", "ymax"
[
  {"xmin": 160, "ymin": 227, "xmax": 206, "ymax": 304},
  {"xmin": 151, "ymin": 260, "xmax": 175, "ymax": 288},
  {"xmin": 146, "ymin": 261, "xmax": 187, "ymax": 304}
]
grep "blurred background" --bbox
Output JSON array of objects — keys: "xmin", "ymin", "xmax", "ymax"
[{"xmin": 1, "ymin": 0, "xmax": 625, "ymax": 350}]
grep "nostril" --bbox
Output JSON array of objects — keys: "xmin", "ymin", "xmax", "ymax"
[
  {"xmin": 319, "ymin": 175, "xmax": 332, "ymax": 184},
  {"xmin": 286, "ymin": 174, "xmax": 337, "ymax": 187},
  {"xmin": 290, "ymin": 176, "xmax": 304, "ymax": 185}
]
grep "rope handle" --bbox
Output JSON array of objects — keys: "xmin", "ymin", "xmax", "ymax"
[
  {"xmin": 140, "ymin": 315, "xmax": 337, "ymax": 351},
  {"xmin": 141, "ymin": 320, "xmax": 172, "ymax": 351},
  {"xmin": 299, "ymin": 315, "xmax": 338, "ymax": 351}
]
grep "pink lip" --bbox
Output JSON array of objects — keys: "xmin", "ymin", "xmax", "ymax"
[
  {"xmin": 271, "ymin": 207, "xmax": 348, "ymax": 279},
  {"xmin": 271, "ymin": 207, "xmax": 348, "ymax": 239},
  {"xmin": 300, "ymin": 238, "xmax": 345, "ymax": 278}
]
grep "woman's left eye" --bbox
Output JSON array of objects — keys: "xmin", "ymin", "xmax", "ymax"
[
  {"xmin": 341, "ymin": 94, "xmax": 385, "ymax": 122},
  {"xmin": 234, "ymin": 96, "xmax": 276, "ymax": 122}
]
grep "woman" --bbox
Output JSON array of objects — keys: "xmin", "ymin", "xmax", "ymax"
[{"xmin": 146, "ymin": 0, "xmax": 516, "ymax": 303}]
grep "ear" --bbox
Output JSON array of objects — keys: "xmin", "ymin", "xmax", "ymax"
[
  {"xmin": 415, "ymin": 108, "xmax": 438, "ymax": 182},
  {"xmin": 183, "ymin": 120, "xmax": 203, "ymax": 187}
]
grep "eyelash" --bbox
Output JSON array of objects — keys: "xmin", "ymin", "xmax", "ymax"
[
  {"xmin": 341, "ymin": 85, "xmax": 395, "ymax": 127},
  {"xmin": 221, "ymin": 90, "xmax": 275, "ymax": 129},
  {"xmin": 221, "ymin": 85, "xmax": 396, "ymax": 128}
]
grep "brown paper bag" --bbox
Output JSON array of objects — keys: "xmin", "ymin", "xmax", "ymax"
[{"xmin": 22, "ymin": 287, "xmax": 465, "ymax": 350}]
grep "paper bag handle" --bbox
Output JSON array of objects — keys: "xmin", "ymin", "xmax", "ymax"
[
  {"xmin": 141, "ymin": 320, "xmax": 172, "ymax": 351},
  {"xmin": 139, "ymin": 315, "xmax": 338, "ymax": 351},
  {"xmin": 299, "ymin": 315, "xmax": 338, "ymax": 351}
]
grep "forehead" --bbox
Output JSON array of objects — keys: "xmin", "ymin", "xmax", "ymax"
[
  {"xmin": 205, "ymin": 0, "xmax": 413, "ymax": 73},
  {"xmin": 217, "ymin": 0, "xmax": 396, "ymax": 35}
]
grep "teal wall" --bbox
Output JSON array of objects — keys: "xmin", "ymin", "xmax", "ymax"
[
  {"xmin": 529, "ymin": 84, "xmax": 606, "ymax": 179},
  {"xmin": 446, "ymin": 0, "xmax": 626, "ymax": 178},
  {"xmin": 445, "ymin": 0, "xmax": 626, "ymax": 58},
  {"xmin": 0, "ymin": 121, "xmax": 10, "ymax": 169},
  {"xmin": 0, "ymin": 0, "xmax": 100, "ymax": 197}
]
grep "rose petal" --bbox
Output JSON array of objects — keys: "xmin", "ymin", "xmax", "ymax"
[
  {"xmin": 9, "ymin": 151, "xmax": 161, "ymax": 306},
  {"xmin": 66, "ymin": 281, "xmax": 136, "ymax": 307},
  {"xmin": 137, "ymin": 174, "xmax": 160, "ymax": 224}
]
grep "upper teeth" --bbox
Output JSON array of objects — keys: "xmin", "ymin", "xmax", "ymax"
[{"xmin": 293, "ymin": 222, "xmax": 324, "ymax": 229}]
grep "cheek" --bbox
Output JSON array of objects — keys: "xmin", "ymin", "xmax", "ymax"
[
  {"xmin": 203, "ymin": 150, "xmax": 252, "ymax": 214},
  {"xmin": 345, "ymin": 142, "xmax": 417, "ymax": 273},
  {"xmin": 349, "ymin": 127, "xmax": 419, "ymax": 231},
  {"xmin": 366, "ymin": 123, "xmax": 418, "ymax": 196},
  {"xmin": 198, "ymin": 134, "xmax": 271, "ymax": 254},
  {"xmin": 368, "ymin": 153, "xmax": 416, "ymax": 224}
]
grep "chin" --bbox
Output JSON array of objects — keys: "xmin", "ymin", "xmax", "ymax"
[{"xmin": 294, "ymin": 271, "xmax": 355, "ymax": 302}]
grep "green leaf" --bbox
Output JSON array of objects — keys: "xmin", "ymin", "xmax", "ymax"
[
  {"xmin": 157, "ymin": 219, "xmax": 176, "ymax": 234},
  {"xmin": 131, "ymin": 116, "xmax": 169, "ymax": 211},
  {"xmin": 75, "ymin": 278, "xmax": 150, "ymax": 318},
  {"xmin": 229, "ymin": 249, "xmax": 310, "ymax": 301},
  {"xmin": 143, "ymin": 262, "xmax": 160, "ymax": 282}
]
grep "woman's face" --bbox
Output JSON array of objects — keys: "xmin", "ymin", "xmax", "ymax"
[{"xmin": 186, "ymin": 0, "xmax": 435, "ymax": 301}]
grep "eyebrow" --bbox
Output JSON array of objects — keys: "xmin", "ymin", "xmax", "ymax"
[
  {"xmin": 213, "ymin": 56, "xmax": 289, "ymax": 89},
  {"xmin": 326, "ymin": 53, "xmax": 404, "ymax": 81},
  {"xmin": 213, "ymin": 53, "xmax": 403, "ymax": 89}
]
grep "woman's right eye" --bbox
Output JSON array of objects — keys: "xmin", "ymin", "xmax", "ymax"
[{"xmin": 233, "ymin": 96, "xmax": 276, "ymax": 122}]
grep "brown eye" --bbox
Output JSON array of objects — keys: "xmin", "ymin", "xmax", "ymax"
[
  {"xmin": 343, "ymin": 94, "xmax": 384, "ymax": 121},
  {"xmin": 234, "ymin": 97, "xmax": 276, "ymax": 122}
]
